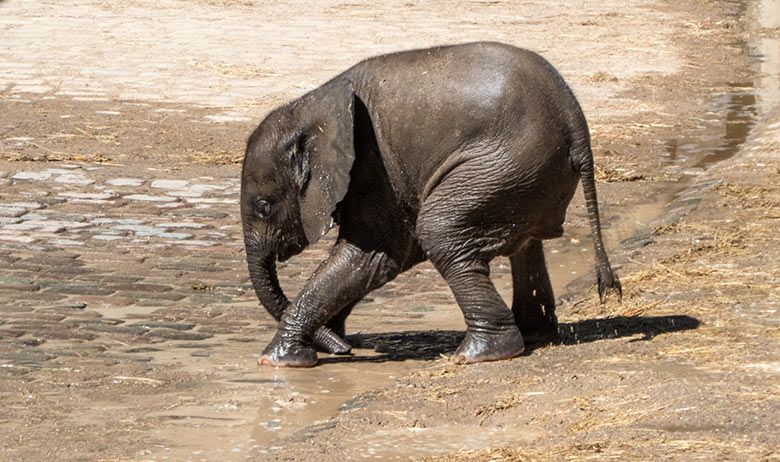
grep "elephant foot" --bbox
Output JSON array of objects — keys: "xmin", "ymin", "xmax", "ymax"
[
  {"xmin": 453, "ymin": 327, "xmax": 525, "ymax": 364},
  {"xmin": 258, "ymin": 340, "xmax": 318, "ymax": 368}
]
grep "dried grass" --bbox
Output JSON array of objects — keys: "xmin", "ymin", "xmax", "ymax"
[
  {"xmin": 1, "ymin": 146, "xmax": 112, "ymax": 164},
  {"xmin": 0, "ymin": 124, "xmax": 122, "ymax": 163},
  {"xmin": 475, "ymin": 395, "xmax": 522, "ymax": 421},
  {"xmin": 588, "ymin": 71, "xmax": 618, "ymax": 83},
  {"xmin": 183, "ymin": 148, "xmax": 243, "ymax": 165},
  {"xmin": 418, "ymin": 437, "xmax": 776, "ymax": 462},
  {"xmin": 590, "ymin": 120, "xmax": 674, "ymax": 143},
  {"xmin": 186, "ymin": 59, "xmax": 275, "ymax": 79},
  {"xmin": 718, "ymin": 182, "xmax": 780, "ymax": 209},
  {"xmin": 594, "ymin": 164, "xmax": 647, "ymax": 182},
  {"xmin": 406, "ymin": 363, "xmax": 461, "ymax": 379},
  {"xmin": 70, "ymin": 126, "xmax": 120, "ymax": 145}
]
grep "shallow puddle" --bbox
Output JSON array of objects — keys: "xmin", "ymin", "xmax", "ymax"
[{"xmin": 139, "ymin": 336, "xmax": 434, "ymax": 461}]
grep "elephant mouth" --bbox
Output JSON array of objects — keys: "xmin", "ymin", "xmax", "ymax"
[{"xmin": 277, "ymin": 240, "xmax": 305, "ymax": 262}]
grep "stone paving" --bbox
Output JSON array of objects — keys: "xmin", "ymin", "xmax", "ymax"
[{"xmin": 0, "ymin": 162, "xmax": 270, "ymax": 363}]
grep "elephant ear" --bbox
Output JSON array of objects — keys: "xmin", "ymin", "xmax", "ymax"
[{"xmin": 295, "ymin": 78, "xmax": 356, "ymax": 245}]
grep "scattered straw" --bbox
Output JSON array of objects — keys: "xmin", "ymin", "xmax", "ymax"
[
  {"xmin": 186, "ymin": 59, "xmax": 274, "ymax": 79},
  {"xmin": 1, "ymin": 142, "xmax": 113, "ymax": 163},
  {"xmin": 594, "ymin": 164, "xmax": 647, "ymax": 182},
  {"xmin": 184, "ymin": 148, "xmax": 243, "ymax": 165},
  {"xmin": 475, "ymin": 396, "xmax": 522, "ymax": 421}
]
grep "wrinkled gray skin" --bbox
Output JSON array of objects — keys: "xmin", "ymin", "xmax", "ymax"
[{"xmin": 241, "ymin": 42, "xmax": 622, "ymax": 367}]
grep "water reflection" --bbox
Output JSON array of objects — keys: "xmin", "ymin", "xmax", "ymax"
[
  {"xmin": 692, "ymin": 85, "xmax": 758, "ymax": 169},
  {"xmin": 661, "ymin": 0, "xmax": 780, "ymax": 175}
]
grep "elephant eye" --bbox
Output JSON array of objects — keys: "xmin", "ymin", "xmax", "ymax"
[{"xmin": 253, "ymin": 199, "xmax": 272, "ymax": 220}]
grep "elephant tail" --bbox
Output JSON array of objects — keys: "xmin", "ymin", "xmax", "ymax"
[{"xmin": 572, "ymin": 133, "xmax": 623, "ymax": 303}]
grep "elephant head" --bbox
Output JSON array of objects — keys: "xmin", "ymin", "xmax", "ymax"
[{"xmin": 241, "ymin": 77, "xmax": 356, "ymax": 354}]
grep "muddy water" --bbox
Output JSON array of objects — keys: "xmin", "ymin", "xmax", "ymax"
[
  {"xmin": 140, "ymin": 3, "xmax": 780, "ymax": 460},
  {"xmin": 139, "ymin": 326, "xmax": 444, "ymax": 461}
]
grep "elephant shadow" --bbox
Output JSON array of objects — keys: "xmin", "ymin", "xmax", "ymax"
[{"xmin": 319, "ymin": 315, "xmax": 700, "ymax": 365}]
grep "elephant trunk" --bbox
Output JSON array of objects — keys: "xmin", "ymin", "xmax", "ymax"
[
  {"xmin": 246, "ymin": 245, "xmax": 290, "ymax": 322},
  {"xmin": 245, "ymin": 238, "xmax": 352, "ymax": 355}
]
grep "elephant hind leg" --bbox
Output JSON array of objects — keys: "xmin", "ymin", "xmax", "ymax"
[
  {"xmin": 510, "ymin": 239, "xmax": 560, "ymax": 345},
  {"xmin": 417, "ymin": 204, "xmax": 524, "ymax": 363},
  {"xmin": 431, "ymin": 254, "xmax": 525, "ymax": 364}
]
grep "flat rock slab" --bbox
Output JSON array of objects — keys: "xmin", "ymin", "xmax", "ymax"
[
  {"xmin": 106, "ymin": 178, "xmax": 145, "ymax": 187},
  {"xmin": 11, "ymin": 171, "xmax": 52, "ymax": 181},
  {"xmin": 123, "ymin": 194, "xmax": 178, "ymax": 202},
  {"xmin": 55, "ymin": 174, "xmax": 95, "ymax": 185},
  {"xmin": 151, "ymin": 179, "xmax": 188, "ymax": 189},
  {"xmin": 129, "ymin": 322, "xmax": 195, "ymax": 331},
  {"xmin": 146, "ymin": 329, "xmax": 213, "ymax": 341},
  {"xmin": 0, "ymin": 207, "xmax": 27, "ymax": 217}
]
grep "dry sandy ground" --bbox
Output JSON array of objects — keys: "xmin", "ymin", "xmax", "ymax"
[{"xmin": 0, "ymin": 0, "xmax": 778, "ymax": 460}]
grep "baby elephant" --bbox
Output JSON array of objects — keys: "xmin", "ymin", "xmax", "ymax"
[{"xmin": 241, "ymin": 41, "xmax": 621, "ymax": 367}]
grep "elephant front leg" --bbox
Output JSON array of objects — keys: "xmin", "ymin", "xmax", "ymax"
[
  {"xmin": 259, "ymin": 241, "xmax": 401, "ymax": 367},
  {"xmin": 510, "ymin": 239, "xmax": 560, "ymax": 345}
]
